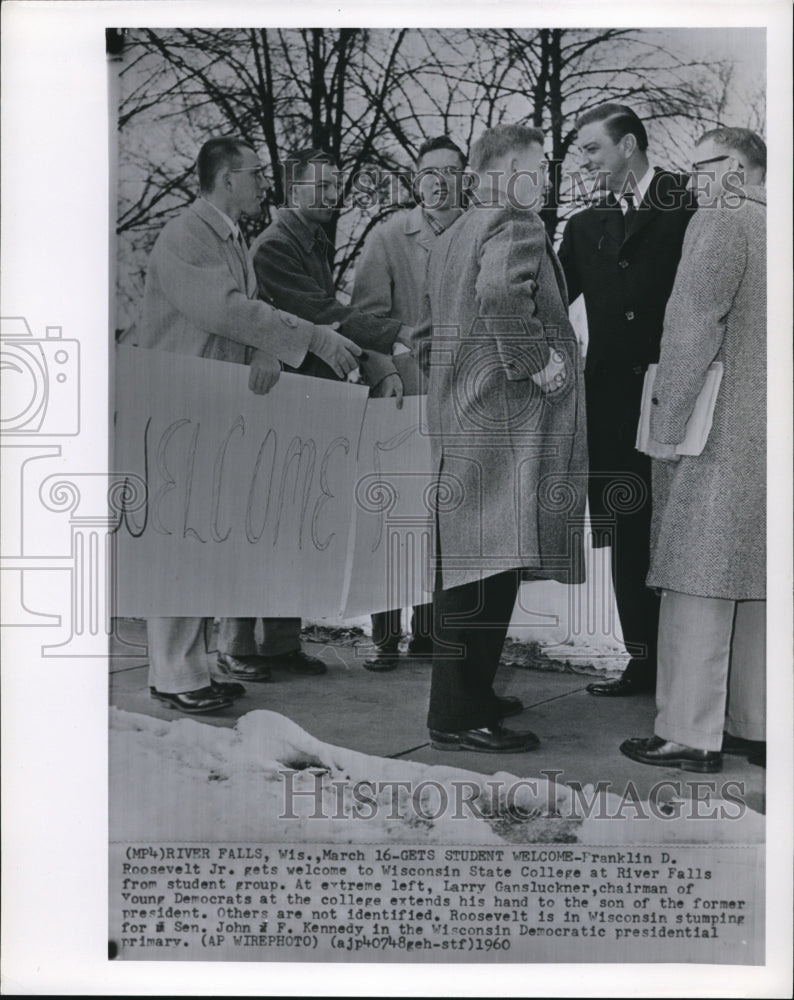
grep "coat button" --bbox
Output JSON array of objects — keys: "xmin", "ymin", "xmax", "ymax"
[
  {"xmin": 651, "ymin": 396, "xmax": 659, "ymax": 405},
  {"xmin": 626, "ymin": 310, "xmax": 635, "ymax": 320},
  {"xmin": 632, "ymin": 365, "xmax": 643, "ymax": 375},
  {"xmin": 618, "ymin": 259, "xmax": 629, "ymax": 268}
]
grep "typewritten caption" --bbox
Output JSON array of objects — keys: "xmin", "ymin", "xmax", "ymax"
[{"xmin": 109, "ymin": 842, "xmax": 762, "ymax": 963}]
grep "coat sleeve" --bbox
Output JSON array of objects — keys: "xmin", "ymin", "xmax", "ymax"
[
  {"xmin": 154, "ymin": 223, "xmax": 311, "ymax": 368},
  {"xmin": 556, "ymin": 215, "xmax": 582, "ymax": 304},
  {"xmin": 650, "ymin": 209, "xmax": 748, "ymax": 445},
  {"xmin": 350, "ymin": 225, "xmax": 394, "ymax": 318},
  {"xmin": 475, "ymin": 206, "xmax": 549, "ymax": 380},
  {"xmin": 252, "ymin": 235, "xmax": 401, "ymax": 354}
]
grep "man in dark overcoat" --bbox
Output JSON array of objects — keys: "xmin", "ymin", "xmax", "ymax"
[
  {"xmin": 558, "ymin": 103, "xmax": 696, "ymax": 697},
  {"xmin": 412, "ymin": 124, "xmax": 588, "ymax": 754}
]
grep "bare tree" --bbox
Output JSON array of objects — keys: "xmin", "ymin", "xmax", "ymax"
[{"xmin": 114, "ymin": 27, "xmax": 764, "ymax": 327}]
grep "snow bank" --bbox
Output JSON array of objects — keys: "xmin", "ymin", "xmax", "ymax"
[{"xmin": 110, "ymin": 708, "xmax": 763, "ymax": 846}]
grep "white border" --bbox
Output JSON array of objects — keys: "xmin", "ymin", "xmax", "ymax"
[{"xmin": 1, "ymin": 1, "xmax": 791, "ymax": 995}]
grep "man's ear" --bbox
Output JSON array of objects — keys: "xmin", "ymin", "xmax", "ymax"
[{"xmin": 619, "ymin": 133, "xmax": 637, "ymax": 158}]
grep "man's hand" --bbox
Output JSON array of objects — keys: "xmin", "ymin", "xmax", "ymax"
[
  {"xmin": 646, "ymin": 438, "xmax": 681, "ymax": 462},
  {"xmin": 371, "ymin": 373, "xmax": 404, "ymax": 409},
  {"xmin": 531, "ymin": 349, "xmax": 567, "ymax": 393},
  {"xmin": 309, "ymin": 324, "xmax": 363, "ymax": 379},
  {"xmin": 248, "ymin": 349, "xmax": 281, "ymax": 395}
]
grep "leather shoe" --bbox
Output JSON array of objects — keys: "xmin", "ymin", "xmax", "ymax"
[
  {"xmin": 723, "ymin": 733, "xmax": 766, "ymax": 767},
  {"xmin": 619, "ymin": 735, "xmax": 722, "ymax": 773},
  {"xmin": 363, "ymin": 650, "xmax": 399, "ymax": 672},
  {"xmin": 150, "ymin": 686, "xmax": 231, "ymax": 714},
  {"xmin": 496, "ymin": 695, "xmax": 524, "ymax": 718},
  {"xmin": 266, "ymin": 649, "xmax": 327, "ymax": 675},
  {"xmin": 587, "ymin": 676, "xmax": 654, "ymax": 697},
  {"xmin": 216, "ymin": 652, "xmax": 272, "ymax": 682},
  {"xmin": 722, "ymin": 731, "xmax": 765, "ymax": 754},
  {"xmin": 429, "ymin": 724, "xmax": 540, "ymax": 753},
  {"xmin": 747, "ymin": 746, "xmax": 766, "ymax": 768},
  {"xmin": 209, "ymin": 677, "xmax": 246, "ymax": 700}
]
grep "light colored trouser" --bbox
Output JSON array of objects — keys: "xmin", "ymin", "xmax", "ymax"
[
  {"xmin": 654, "ymin": 591, "xmax": 766, "ymax": 751},
  {"xmin": 218, "ymin": 618, "xmax": 302, "ymax": 658},
  {"xmin": 147, "ymin": 618, "xmax": 209, "ymax": 694}
]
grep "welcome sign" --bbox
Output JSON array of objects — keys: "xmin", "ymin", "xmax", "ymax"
[{"xmin": 112, "ymin": 346, "xmax": 435, "ymax": 618}]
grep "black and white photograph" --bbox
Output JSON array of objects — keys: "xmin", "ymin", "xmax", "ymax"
[{"xmin": 1, "ymin": 1, "xmax": 792, "ymax": 995}]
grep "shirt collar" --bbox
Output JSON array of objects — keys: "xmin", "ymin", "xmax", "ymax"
[
  {"xmin": 199, "ymin": 197, "xmax": 241, "ymax": 240},
  {"xmin": 622, "ymin": 165, "xmax": 656, "ymax": 208}
]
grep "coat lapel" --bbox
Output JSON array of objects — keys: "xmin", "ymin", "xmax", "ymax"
[{"xmin": 623, "ymin": 169, "xmax": 667, "ymax": 243}]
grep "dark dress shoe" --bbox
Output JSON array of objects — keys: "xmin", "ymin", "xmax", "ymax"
[
  {"xmin": 429, "ymin": 723, "xmax": 540, "ymax": 753},
  {"xmin": 747, "ymin": 746, "xmax": 766, "ymax": 768},
  {"xmin": 722, "ymin": 732, "xmax": 766, "ymax": 766},
  {"xmin": 496, "ymin": 695, "xmax": 524, "ymax": 718},
  {"xmin": 619, "ymin": 735, "xmax": 722, "ymax": 773},
  {"xmin": 405, "ymin": 641, "xmax": 434, "ymax": 661},
  {"xmin": 363, "ymin": 650, "xmax": 399, "ymax": 672},
  {"xmin": 209, "ymin": 677, "xmax": 246, "ymax": 700},
  {"xmin": 587, "ymin": 676, "xmax": 654, "ymax": 697},
  {"xmin": 266, "ymin": 649, "xmax": 327, "ymax": 675},
  {"xmin": 216, "ymin": 652, "xmax": 272, "ymax": 682},
  {"xmin": 150, "ymin": 686, "xmax": 232, "ymax": 714}
]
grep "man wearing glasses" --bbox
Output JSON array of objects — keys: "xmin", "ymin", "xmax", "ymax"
[
  {"xmin": 350, "ymin": 135, "xmax": 468, "ymax": 671},
  {"xmin": 621, "ymin": 128, "xmax": 767, "ymax": 772},
  {"xmin": 558, "ymin": 103, "xmax": 696, "ymax": 699},
  {"xmin": 135, "ymin": 137, "xmax": 362, "ymax": 713}
]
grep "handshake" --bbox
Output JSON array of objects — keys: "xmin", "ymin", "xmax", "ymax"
[{"xmin": 247, "ymin": 322, "xmax": 363, "ymax": 395}]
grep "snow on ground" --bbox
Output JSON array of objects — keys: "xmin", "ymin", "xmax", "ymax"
[{"xmin": 111, "ymin": 708, "xmax": 763, "ymax": 846}]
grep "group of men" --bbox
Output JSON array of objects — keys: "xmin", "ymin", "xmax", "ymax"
[{"xmin": 131, "ymin": 101, "xmax": 766, "ymax": 773}]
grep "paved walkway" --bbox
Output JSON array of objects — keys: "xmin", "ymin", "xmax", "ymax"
[{"xmin": 110, "ymin": 618, "xmax": 765, "ymax": 816}]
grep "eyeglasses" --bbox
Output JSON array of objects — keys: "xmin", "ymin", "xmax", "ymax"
[
  {"xmin": 230, "ymin": 166, "xmax": 267, "ymax": 181},
  {"xmin": 690, "ymin": 154, "xmax": 729, "ymax": 172}
]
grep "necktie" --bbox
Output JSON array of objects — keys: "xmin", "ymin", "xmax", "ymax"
[
  {"xmin": 622, "ymin": 191, "xmax": 636, "ymax": 238},
  {"xmin": 232, "ymin": 229, "xmax": 251, "ymax": 295}
]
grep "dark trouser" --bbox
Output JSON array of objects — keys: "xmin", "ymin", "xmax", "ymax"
[
  {"xmin": 371, "ymin": 604, "xmax": 433, "ymax": 651},
  {"xmin": 427, "ymin": 570, "xmax": 521, "ymax": 732},
  {"xmin": 611, "ymin": 496, "xmax": 660, "ymax": 685},
  {"xmin": 586, "ymin": 366, "xmax": 659, "ymax": 686},
  {"xmin": 218, "ymin": 618, "xmax": 302, "ymax": 658}
]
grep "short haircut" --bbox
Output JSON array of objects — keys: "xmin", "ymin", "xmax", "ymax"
[
  {"xmin": 470, "ymin": 124, "xmax": 545, "ymax": 172},
  {"xmin": 416, "ymin": 135, "xmax": 467, "ymax": 168},
  {"xmin": 575, "ymin": 103, "xmax": 649, "ymax": 153},
  {"xmin": 697, "ymin": 127, "xmax": 767, "ymax": 173},
  {"xmin": 282, "ymin": 148, "xmax": 337, "ymax": 191},
  {"xmin": 196, "ymin": 137, "xmax": 249, "ymax": 194}
]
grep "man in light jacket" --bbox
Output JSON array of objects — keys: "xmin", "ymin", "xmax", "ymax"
[
  {"xmin": 135, "ymin": 136, "xmax": 361, "ymax": 713},
  {"xmin": 351, "ymin": 135, "xmax": 467, "ymax": 670}
]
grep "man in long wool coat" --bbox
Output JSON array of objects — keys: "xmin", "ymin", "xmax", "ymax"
[
  {"xmin": 411, "ymin": 124, "xmax": 588, "ymax": 754},
  {"xmin": 621, "ymin": 128, "xmax": 767, "ymax": 772}
]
